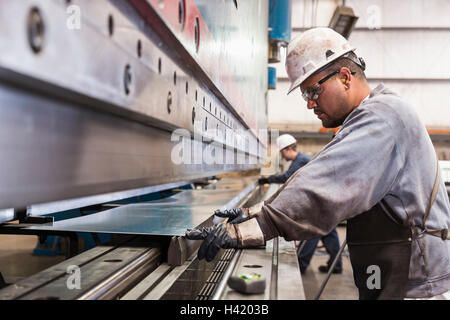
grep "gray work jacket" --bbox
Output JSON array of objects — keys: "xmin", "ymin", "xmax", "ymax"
[{"xmin": 256, "ymin": 84, "xmax": 450, "ymax": 298}]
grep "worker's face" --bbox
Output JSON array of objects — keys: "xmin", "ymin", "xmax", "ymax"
[
  {"xmin": 280, "ymin": 147, "xmax": 294, "ymax": 161},
  {"xmin": 280, "ymin": 148, "xmax": 289, "ymax": 160},
  {"xmin": 300, "ymin": 67, "xmax": 352, "ymax": 128}
]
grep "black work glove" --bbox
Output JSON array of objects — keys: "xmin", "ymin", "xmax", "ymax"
[
  {"xmin": 214, "ymin": 208, "xmax": 250, "ymax": 224},
  {"xmin": 186, "ymin": 218, "xmax": 265, "ymax": 262},
  {"xmin": 185, "ymin": 224, "xmax": 239, "ymax": 262},
  {"xmin": 258, "ymin": 177, "xmax": 269, "ymax": 185}
]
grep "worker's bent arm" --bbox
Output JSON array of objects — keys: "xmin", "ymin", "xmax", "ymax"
[
  {"xmin": 267, "ymin": 172, "xmax": 290, "ymax": 184},
  {"xmin": 267, "ymin": 155, "xmax": 310, "ymax": 184},
  {"xmin": 255, "ymin": 106, "xmax": 404, "ymax": 242}
]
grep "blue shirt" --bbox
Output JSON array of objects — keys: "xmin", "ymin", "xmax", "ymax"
[{"xmin": 267, "ymin": 152, "xmax": 310, "ymax": 184}]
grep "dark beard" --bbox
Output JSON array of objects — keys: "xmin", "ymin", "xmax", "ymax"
[
  {"xmin": 321, "ymin": 97, "xmax": 349, "ymax": 128},
  {"xmin": 322, "ymin": 118, "xmax": 344, "ymax": 128}
]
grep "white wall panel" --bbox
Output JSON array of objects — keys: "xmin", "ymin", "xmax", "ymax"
[
  {"xmin": 367, "ymin": 80, "xmax": 450, "ymax": 129},
  {"xmin": 268, "ymin": 0, "xmax": 450, "ymax": 130},
  {"xmin": 291, "ymin": 0, "xmax": 450, "ymax": 29},
  {"xmin": 268, "ymin": 80, "xmax": 312, "ymax": 126},
  {"xmin": 347, "ymin": 0, "xmax": 450, "ymax": 29},
  {"xmin": 269, "ymin": 79, "xmax": 450, "ymax": 130},
  {"xmin": 273, "ymin": 30, "xmax": 450, "ymax": 80},
  {"xmin": 351, "ymin": 30, "xmax": 450, "ymax": 79}
]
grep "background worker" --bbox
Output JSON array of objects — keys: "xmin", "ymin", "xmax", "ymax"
[
  {"xmin": 258, "ymin": 134, "xmax": 309, "ymax": 185},
  {"xmin": 186, "ymin": 27, "xmax": 450, "ymax": 300},
  {"xmin": 259, "ymin": 134, "xmax": 342, "ymax": 274}
]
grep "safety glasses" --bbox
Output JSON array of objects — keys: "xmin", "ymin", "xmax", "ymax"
[{"xmin": 301, "ymin": 69, "xmax": 355, "ymax": 102}]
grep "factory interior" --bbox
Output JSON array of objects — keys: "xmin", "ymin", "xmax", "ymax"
[{"xmin": 0, "ymin": 0, "xmax": 449, "ymax": 303}]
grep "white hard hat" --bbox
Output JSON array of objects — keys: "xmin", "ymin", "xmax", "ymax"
[
  {"xmin": 277, "ymin": 134, "xmax": 297, "ymax": 152},
  {"xmin": 286, "ymin": 27, "xmax": 356, "ymax": 94}
]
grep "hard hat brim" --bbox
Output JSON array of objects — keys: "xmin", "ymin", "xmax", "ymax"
[{"xmin": 286, "ymin": 47, "xmax": 356, "ymax": 95}]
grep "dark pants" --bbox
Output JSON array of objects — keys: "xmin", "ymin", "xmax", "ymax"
[{"xmin": 298, "ymin": 229, "xmax": 342, "ymax": 273}]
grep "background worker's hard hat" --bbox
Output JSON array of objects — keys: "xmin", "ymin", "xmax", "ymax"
[
  {"xmin": 285, "ymin": 27, "xmax": 356, "ymax": 94},
  {"xmin": 277, "ymin": 134, "xmax": 297, "ymax": 152}
]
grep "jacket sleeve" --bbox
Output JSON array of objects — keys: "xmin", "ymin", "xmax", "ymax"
[
  {"xmin": 267, "ymin": 172, "xmax": 290, "ymax": 184},
  {"xmin": 255, "ymin": 108, "xmax": 405, "ymax": 241},
  {"xmin": 267, "ymin": 155, "xmax": 310, "ymax": 184}
]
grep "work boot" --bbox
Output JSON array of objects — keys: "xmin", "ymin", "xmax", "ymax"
[{"xmin": 318, "ymin": 265, "xmax": 342, "ymax": 274}]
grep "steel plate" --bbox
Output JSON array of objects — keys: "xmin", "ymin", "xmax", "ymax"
[{"xmin": 26, "ymin": 179, "xmax": 254, "ymax": 236}]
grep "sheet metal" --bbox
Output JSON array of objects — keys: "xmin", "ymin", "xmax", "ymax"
[{"xmin": 26, "ymin": 179, "xmax": 254, "ymax": 236}]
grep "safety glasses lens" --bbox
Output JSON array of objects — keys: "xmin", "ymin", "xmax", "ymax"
[{"xmin": 302, "ymin": 87, "xmax": 320, "ymax": 102}]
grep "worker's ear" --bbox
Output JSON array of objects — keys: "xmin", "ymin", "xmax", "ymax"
[{"xmin": 339, "ymin": 67, "xmax": 352, "ymax": 89}]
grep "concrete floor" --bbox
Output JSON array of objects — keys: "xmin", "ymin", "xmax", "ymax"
[
  {"xmin": 300, "ymin": 226, "xmax": 359, "ymax": 300},
  {"xmin": 0, "ymin": 235, "xmax": 65, "ymax": 284}
]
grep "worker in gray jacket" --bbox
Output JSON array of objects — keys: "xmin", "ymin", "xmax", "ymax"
[{"xmin": 186, "ymin": 27, "xmax": 450, "ymax": 299}]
